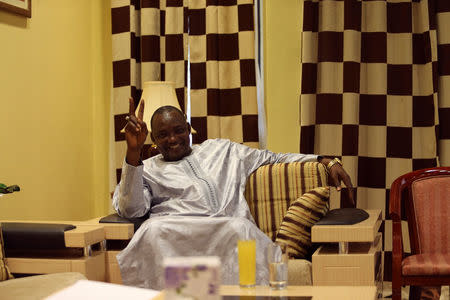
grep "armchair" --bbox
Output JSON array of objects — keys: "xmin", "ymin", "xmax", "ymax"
[
  {"xmin": 97, "ymin": 161, "xmax": 330, "ymax": 285},
  {"xmin": 389, "ymin": 167, "xmax": 450, "ymax": 300}
]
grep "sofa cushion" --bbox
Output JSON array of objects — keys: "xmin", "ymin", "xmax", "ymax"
[
  {"xmin": 287, "ymin": 259, "xmax": 312, "ymax": 285},
  {"xmin": 402, "ymin": 253, "xmax": 450, "ymax": 276},
  {"xmin": 244, "ymin": 162, "xmax": 328, "ymax": 241},
  {"xmin": 275, "ymin": 186, "xmax": 330, "ymax": 259},
  {"xmin": 0, "ymin": 224, "xmax": 13, "ymax": 281}
]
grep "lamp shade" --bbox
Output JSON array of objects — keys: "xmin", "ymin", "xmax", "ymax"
[
  {"xmin": 140, "ymin": 81, "xmax": 182, "ymax": 130},
  {"xmin": 123, "ymin": 81, "xmax": 195, "ymax": 134}
]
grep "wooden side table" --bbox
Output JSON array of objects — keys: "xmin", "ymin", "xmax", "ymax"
[{"xmin": 311, "ymin": 209, "xmax": 383, "ymax": 297}]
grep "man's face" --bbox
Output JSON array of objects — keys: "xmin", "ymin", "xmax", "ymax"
[{"xmin": 151, "ymin": 110, "xmax": 192, "ymax": 161}]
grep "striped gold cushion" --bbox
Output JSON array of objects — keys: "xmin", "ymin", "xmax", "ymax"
[
  {"xmin": 244, "ymin": 162, "xmax": 328, "ymax": 241},
  {"xmin": 0, "ymin": 224, "xmax": 13, "ymax": 281},
  {"xmin": 275, "ymin": 186, "xmax": 330, "ymax": 258}
]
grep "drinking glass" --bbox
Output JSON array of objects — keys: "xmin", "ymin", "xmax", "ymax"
[
  {"xmin": 237, "ymin": 239, "xmax": 256, "ymax": 287},
  {"xmin": 267, "ymin": 242, "xmax": 288, "ymax": 289}
]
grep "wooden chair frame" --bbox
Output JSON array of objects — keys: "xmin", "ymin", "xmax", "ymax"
[{"xmin": 389, "ymin": 167, "xmax": 450, "ymax": 300}]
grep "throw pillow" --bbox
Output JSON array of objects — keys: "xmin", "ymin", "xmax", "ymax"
[
  {"xmin": 0, "ymin": 224, "xmax": 14, "ymax": 281},
  {"xmin": 275, "ymin": 186, "xmax": 330, "ymax": 259}
]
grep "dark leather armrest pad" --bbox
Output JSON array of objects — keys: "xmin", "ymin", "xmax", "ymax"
[
  {"xmin": 1, "ymin": 222, "xmax": 76, "ymax": 251},
  {"xmin": 99, "ymin": 213, "xmax": 147, "ymax": 232},
  {"xmin": 315, "ymin": 208, "xmax": 369, "ymax": 225}
]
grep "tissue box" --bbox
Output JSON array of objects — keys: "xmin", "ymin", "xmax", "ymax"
[{"xmin": 164, "ymin": 256, "xmax": 221, "ymax": 300}]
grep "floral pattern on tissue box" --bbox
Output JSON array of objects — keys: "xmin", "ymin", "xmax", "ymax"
[{"xmin": 164, "ymin": 256, "xmax": 221, "ymax": 300}]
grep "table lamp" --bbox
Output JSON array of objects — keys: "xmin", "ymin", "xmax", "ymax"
[
  {"xmin": 123, "ymin": 81, "xmax": 196, "ymax": 132},
  {"xmin": 139, "ymin": 81, "xmax": 183, "ymax": 128},
  {"xmin": 127, "ymin": 81, "xmax": 195, "ymax": 158}
]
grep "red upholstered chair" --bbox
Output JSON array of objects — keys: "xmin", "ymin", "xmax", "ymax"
[{"xmin": 389, "ymin": 167, "xmax": 450, "ymax": 300}]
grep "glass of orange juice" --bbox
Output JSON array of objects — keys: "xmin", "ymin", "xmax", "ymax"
[{"xmin": 237, "ymin": 239, "xmax": 256, "ymax": 287}]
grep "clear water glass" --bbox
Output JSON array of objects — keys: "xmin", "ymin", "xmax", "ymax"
[{"xmin": 267, "ymin": 242, "xmax": 288, "ymax": 290}]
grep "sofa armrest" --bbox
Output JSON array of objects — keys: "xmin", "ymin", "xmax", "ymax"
[
  {"xmin": 2, "ymin": 223, "xmax": 75, "ymax": 251},
  {"xmin": 81, "ymin": 214, "xmax": 148, "ymax": 284},
  {"xmin": 82, "ymin": 213, "xmax": 147, "ymax": 241},
  {"xmin": 1, "ymin": 222, "xmax": 105, "ymax": 250},
  {"xmin": 99, "ymin": 213, "xmax": 147, "ymax": 233},
  {"xmin": 0, "ymin": 221, "xmax": 106, "ymax": 281}
]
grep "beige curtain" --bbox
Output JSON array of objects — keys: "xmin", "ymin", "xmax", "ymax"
[{"xmin": 300, "ymin": 0, "xmax": 450, "ymax": 281}]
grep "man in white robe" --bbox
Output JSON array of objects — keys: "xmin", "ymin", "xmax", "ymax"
[{"xmin": 113, "ymin": 99, "xmax": 353, "ymax": 289}]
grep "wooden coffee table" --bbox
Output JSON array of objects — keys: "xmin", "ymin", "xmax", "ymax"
[{"xmin": 220, "ymin": 285, "xmax": 377, "ymax": 300}]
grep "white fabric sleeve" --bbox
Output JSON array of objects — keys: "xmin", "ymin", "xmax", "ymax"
[
  {"xmin": 228, "ymin": 141, "xmax": 319, "ymax": 176},
  {"xmin": 112, "ymin": 160, "xmax": 152, "ymax": 218}
]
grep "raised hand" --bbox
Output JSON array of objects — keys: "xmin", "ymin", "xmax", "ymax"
[{"xmin": 125, "ymin": 98, "xmax": 148, "ymax": 166}]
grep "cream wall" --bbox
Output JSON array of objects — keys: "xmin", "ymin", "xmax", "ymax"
[
  {"xmin": 264, "ymin": 0, "xmax": 303, "ymax": 153},
  {"xmin": 0, "ymin": 0, "xmax": 112, "ymax": 220}
]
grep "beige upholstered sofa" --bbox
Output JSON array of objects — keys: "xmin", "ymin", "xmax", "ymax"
[{"xmin": 98, "ymin": 161, "xmax": 330, "ymax": 285}]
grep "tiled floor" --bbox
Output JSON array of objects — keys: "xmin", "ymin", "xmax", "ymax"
[{"xmin": 382, "ymin": 282, "xmax": 449, "ymax": 299}]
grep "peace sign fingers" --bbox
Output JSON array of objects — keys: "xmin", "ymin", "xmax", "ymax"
[
  {"xmin": 137, "ymin": 99, "xmax": 145, "ymax": 121},
  {"xmin": 126, "ymin": 98, "xmax": 141, "ymax": 132},
  {"xmin": 128, "ymin": 97, "xmax": 136, "ymax": 116}
]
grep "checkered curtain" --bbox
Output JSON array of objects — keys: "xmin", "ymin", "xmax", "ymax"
[
  {"xmin": 111, "ymin": 0, "xmax": 188, "ymax": 181},
  {"xmin": 300, "ymin": 0, "xmax": 450, "ymax": 281},
  {"xmin": 189, "ymin": 0, "xmax": 259, "ymax": 147},
  {"xmin": 111, "ymin": 0, "xmax": 258, "ymax": 182}
]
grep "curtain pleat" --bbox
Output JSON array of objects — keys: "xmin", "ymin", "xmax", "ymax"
[{"xmin": 300, "ymin": 0, "xmax": 449, "ymax": 282}]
